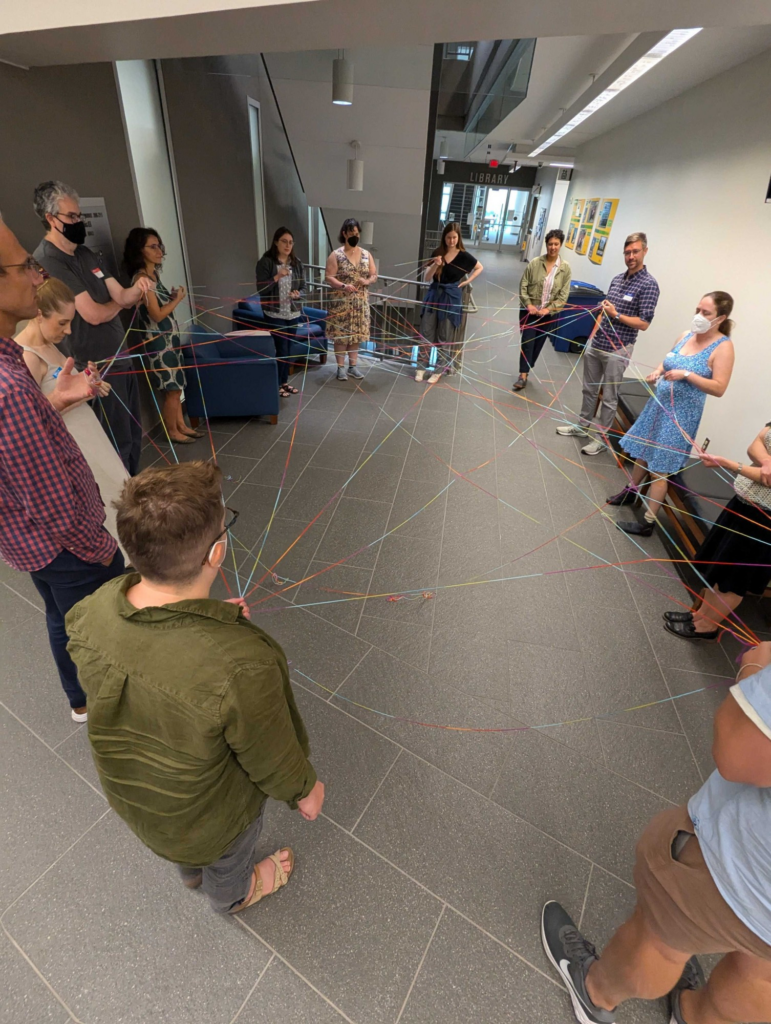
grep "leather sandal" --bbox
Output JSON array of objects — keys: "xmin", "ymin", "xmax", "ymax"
[{"xmin": 228, "ymin": 848, "xmax": 295, "ymax": 914}]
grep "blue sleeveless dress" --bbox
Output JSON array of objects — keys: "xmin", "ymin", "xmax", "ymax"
[{"xmin": 619, "ymin": 333, "xmax": 728, "ymax": 475}]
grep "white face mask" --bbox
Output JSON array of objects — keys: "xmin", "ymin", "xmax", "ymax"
[{"xmin": 691, "ymin": 313, "xmax": 715, "ymax": 335}]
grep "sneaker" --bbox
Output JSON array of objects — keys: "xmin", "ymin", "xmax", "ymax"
[
  {"xmin": 415, "ymin": 369, "xmax": 426, "ymax": 382},
  {"xmin": 541, "ymin": 902, "xmax": 617, "ymax": 1024},
  {"xmin": 348, "ymin": 365, "xmax": 364, "ymax": 379},
  {"xmin": 71, "ymin": 706, "xmax": 88, "ymax": 723},
  {"xmin": 616, "ymin": 518, "xmax": 655, "ymax": 536},
  {"xmin": 336, "ymin": 367, "xmax": 348, "ymax": 381},
  {"xmin": 581, "ymin": 440, "xmax": 606, "ymax": 456},
  {"xmin": 668, "ymin": 957, "xmax": 704, "ymax": 1024},
  {"xmin": 606, "ymin": 486, "xmax": 638, "ymax": 506},
  {"xmin": 428, "ymin": 372, "xmax": 442, "ymax": 384},
  {"xmin": 556, "ymin": 424, "xmax": 588, "ymax": 437}
]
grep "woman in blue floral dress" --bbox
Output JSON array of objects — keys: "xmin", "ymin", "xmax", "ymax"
[{"xmin": 608, "ymin": 291, "xmax": 735, "ymax": 536}]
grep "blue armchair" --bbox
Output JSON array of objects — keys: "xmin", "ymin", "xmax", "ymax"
[
  {"xmin": 231, "ymin": 294, "xmax": 328, "ymax": 365},
  {"xmin": 181, "ymin": 323, "xmax": 279, "ymax": 425}
]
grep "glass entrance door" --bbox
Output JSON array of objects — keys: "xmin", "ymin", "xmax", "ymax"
[{"xmin": 474, "ymin": 187, "xmax": 529, "ymax": 251}]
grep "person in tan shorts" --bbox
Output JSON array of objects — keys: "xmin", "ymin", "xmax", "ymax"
[{"xmin": 541, "ymin": 641, "xmax": 771, "ymax": 1024}]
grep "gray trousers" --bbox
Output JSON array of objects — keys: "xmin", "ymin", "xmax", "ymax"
[
  {"xmin": 579, "ymin": 341, "xmax": 634, "ymax": 432},
  {"xmin": 419, "ymin": 310, "xmax": 454, "ymax": 370},
  {"xmin": 176, "ymin": 804, "xmax": 265, "ymax": 913}
]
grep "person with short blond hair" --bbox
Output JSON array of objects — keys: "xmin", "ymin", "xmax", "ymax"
[{"xmin": 66, "ymin": 460, "xmax": 325, "ymax": 914}]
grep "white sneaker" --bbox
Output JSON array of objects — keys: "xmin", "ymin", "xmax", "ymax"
[
  {"xmin": 556, "ymin": 424, "xmax": 588, "ymax": 437},
  {"xmin": 581, "ymin": 440, "xmax": 606, "ymax": 456},
  {"xmin": 415, "ymin": 370, "xmax": 425, "ymax": 382},
  {"xmin": 428, "ymin": 372, "xmax": 442, "ymax": 384},
  {"xmin": 71, "ymin": 707, "xmax": 88, "ymax": 723}
]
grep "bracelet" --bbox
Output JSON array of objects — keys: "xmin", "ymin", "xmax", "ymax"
[{"xmin": 736, "ymin": 662, "xmax": 765, "ymax": 681}]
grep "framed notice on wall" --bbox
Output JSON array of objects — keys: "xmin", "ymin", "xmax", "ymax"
[
  {"xmin": 588, "ymin": 198, "xmax": 619, "ymax": 265},
  {"xmin": 575, "ymin": 197, "xmax": 599, "ymax": 255},
  {"xmin": 565, "ymin": 198, "xmax": 584, "ymax": 249},
  {"xmin": 79, "ymin": 197, "xmax": 117, "ymax": 275}
]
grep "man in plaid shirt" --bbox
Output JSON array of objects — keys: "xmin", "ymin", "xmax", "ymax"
[
  {"xmin": 557, "ymin": 232, "xmax": 660, "ymax": 456},
  {"xmin": 0, "ymin": 215, "xmax": 125, "ymax": 723}
]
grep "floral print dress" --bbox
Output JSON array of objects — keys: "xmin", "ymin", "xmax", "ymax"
[{"xmin": 327, "ymin": 247, "xmax": 372, "ymax": 350}]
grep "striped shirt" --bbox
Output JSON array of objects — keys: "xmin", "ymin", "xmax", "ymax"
[
  {"xmin": 0, "ymin": 337, "xmax": 116, "ymax": 571},
  {"xmin": 594, "ymin": 266, "xmax": 660, "ymax": 352}
]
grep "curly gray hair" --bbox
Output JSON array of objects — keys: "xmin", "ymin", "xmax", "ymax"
[{"xmin": 33, "ymin": 180, "xmax": 79, "ymax": 229}]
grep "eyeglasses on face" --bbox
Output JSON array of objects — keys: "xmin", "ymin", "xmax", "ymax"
[
  {"xmin": 0, "ymin": 256, "xmax": 45, "ymax": 274},
  {"xmin": 202, "ymin": 507, "xmax": 240, "ymax": 564},
  {"xmin": 623, "ymin": 248, "xmax": 644, "ymax": 257},
  {"xmin": 55, "ymin": 212, "xmax": 84, "ymax": 224},
  {"xmin": 145, "ymin": 243, "xmax": 166, "ymax": 254}
]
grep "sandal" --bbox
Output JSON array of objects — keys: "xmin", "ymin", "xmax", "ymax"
[
  {"xmin": 279, "ymin": 385, "xmax": 291, "ymax": 398},
  {"xmin": 283, "ymin": 383, "xmax": 299, "ymax": 395},
  {"xmin": 229, "ymin": 848, "xmax": 295, "ymax": 914},
  {"xmin": 168, "ymin": 434, "xmax": 197, "ymax": 444}
]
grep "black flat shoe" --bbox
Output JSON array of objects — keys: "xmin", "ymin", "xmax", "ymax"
[
  {"xmin": 512, "ymin": 375, "xmax": 527, "ymax": 391},
  {"xmin": 663, "ymin": 610, "xmax": 694, "ymax": 623},
  {"xmin": 664, "ymin": 620, "xmax": 720, "ymax": 642},
  {"xmin": 616, "ymin": 519, "xmax": 655, "ymax": 536},
  {"xmin": 607, "ymin": 486, "xmax": 638, "ymax": 506}
]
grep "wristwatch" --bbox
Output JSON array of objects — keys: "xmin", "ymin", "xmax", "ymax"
[{"xmin": 682, "ymin": 371, "xmax": 691, "ymax": 379}]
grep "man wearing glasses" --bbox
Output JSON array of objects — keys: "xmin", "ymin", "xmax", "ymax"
[
  {"xmin": 33, "ymin": 180, "xmax": 150, "ymax": 475},
  {"xmin": 0, "ymin": 213, "xmax": 125, "ymax": 723},
  {"xmin": 556, "ymin": 232, "xmax": 660, "ymax": 456}
]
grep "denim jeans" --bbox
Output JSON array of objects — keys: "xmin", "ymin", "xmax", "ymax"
[{"xmin": 30, "ymin": 546, "xmax": 126, "ymax": 708}]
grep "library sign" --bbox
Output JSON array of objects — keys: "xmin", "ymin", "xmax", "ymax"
[{"xmin": 440, "ymin": 161, "xmax": 536, "ymax": 188}]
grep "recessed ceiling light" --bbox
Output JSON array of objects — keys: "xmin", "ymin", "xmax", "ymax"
[{"xmin": 529, "ymin": 28, "xmax": 702, "ymax": 157}]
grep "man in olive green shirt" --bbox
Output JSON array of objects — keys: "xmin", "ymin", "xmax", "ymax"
[{"xmin": 66, "ymin": 461, "xmax": 324, "ymax": 914}]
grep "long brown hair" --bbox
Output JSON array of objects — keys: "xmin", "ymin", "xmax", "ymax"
[
  {"xmin": 702, "ymin": 290, "xmax": 735, "ymax": 337},
  {"xmin": 433, "ymin": 222, "xmax": 466, "ymax": 259}
]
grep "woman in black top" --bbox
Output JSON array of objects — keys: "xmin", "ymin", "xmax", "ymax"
[
  {"xmin": 417, "ymin": 222, "xmax": 482, "ymax": 383},
  {"xmin": 255, "ymin": 227, "xmax": 307, "ymax": 397}
]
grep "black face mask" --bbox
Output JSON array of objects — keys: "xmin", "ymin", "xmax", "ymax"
[
  {"xmin": 346, "ymin": 234, "xmax": 360, "ymax": 246},
  {"xmin": 57, "ymin": 219, "xmax": 87, "ymax": 246}
]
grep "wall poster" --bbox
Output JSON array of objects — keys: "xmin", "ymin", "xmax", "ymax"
[
  {"xmin": 575, "ymin": 197, "xmax": 599, "ymax": 255},
  {"xmin": 588, "ymin": 198, "xmax": 619, "ymax": 265},
  {"xmin": 565, "ymin": 198, "xmax": 584, "ymax": 249},
  {"xmin": 79, "ymin": 197, "xmax": 117, "ymax": 275}
]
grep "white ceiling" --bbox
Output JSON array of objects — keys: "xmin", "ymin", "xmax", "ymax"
[{"xmin": 2, "ymin": 0, "xmax": 771, "ymax": 67}]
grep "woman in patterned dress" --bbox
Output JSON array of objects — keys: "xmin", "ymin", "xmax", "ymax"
[
  {"xmin": 123, "ymin": 228, "xmax": 200, "ymax": 444},
  {"xmin": 325, "ymin": 218, "xmax": 378, "ymax": 381}
]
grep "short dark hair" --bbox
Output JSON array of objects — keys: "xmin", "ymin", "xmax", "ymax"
[
  {"xmin": 545, "ymin": 229, "xmax": 564, "ymax": 245},
  {"xmin": 624, "ymin": 232, "xmax": 648, "ymax": 249},
  {"xmin": 123, "ymin": 227, "xmax": 164, "ymax": 281},
  {"xmin": 338, "ymin": 218, "xmax": 362, "ymax": 245},
  {"xmin": 263, "ymin": 226, "xmax": 300, "ymax": 269},
  {"xmin": 115, "ymin": 462, "xmax": 224, "ymax": 585}
]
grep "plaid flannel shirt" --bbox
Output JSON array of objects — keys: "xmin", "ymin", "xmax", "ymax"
[
  {"xmin": 593, "ymin": 266, "xmax": 660, "ymax": 352},
  {"xmin": 0, "ymin": 337, "xmax": 116, "ymax": 572}
]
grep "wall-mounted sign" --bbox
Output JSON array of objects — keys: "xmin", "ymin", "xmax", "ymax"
[
  {"xmin": 588, "ymin": 198, "xmax": 619, "ymax": 265},
  {"xmin": 79, "ymin": 197, "xmax": 117, "ymax": 274},
  {"xmin": 438, "ymin": 161, "xmax": 537, "ymax": 189},
  {"xmin": 565, "ymin": 198, "xmax": 584, "ymax": 249}
]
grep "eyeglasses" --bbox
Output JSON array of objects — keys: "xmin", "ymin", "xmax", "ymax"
[
  {"xmin": 145, "ymin": 243, "xmax": 166, "ymax": 254},
  {"xmin": 202, "ymin": 507, "xmax": 240, "ymax": 565},
  {"xmin": 55, "ymin": 212, "xmax": 84, "ymax": 224},
  {"xmin": 0, "ymin": 256, "xmax": 45, "ymax": 274},
  {"xmin": 623, "ymin": 248, "xmax": 644, "ymax": 257}
]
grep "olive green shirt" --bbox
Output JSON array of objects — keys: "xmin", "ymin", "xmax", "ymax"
[
  {"xmin": 66, "ymin": 575, "xmax": 317, "ymax": 867},
  {"xmin": 519, "ymin": 254, "xmax": 572, "ymax": 312}
]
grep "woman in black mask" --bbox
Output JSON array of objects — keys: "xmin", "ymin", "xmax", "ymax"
[{"xmin": 325, "ymin": 218, "xmax": 378, "ymax": 381}]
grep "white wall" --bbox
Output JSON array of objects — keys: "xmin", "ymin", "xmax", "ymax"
[
  {"xmin": 115, "ymin": 59, "xmax": 192, "ymax": 323},
  {"xmin": 525, "ymin": 167, "xmax": 570, "ymax": 261},
  {"xmin": 560, "ymin": 47, "xmax": 771, "ymax": 458},
  {"xmin": 322, "ymin": 208, "xmax": 421, "ymax": 280}
]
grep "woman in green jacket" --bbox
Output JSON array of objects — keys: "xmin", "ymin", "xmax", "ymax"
[{"xmin": 513, "ymin": 229, "xmax": 572, "ymax": 391}]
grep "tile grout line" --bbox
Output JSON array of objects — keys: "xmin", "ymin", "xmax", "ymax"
[
  {"xmin": 577, "ymin": 863, "xmax": 594, "ymax": 931},
  {"xmin": 227, "ymin": 952, "xmax": 275, "ymax": 1024},
  {"xmin": 1, "ymin": 928, "xmax": 82, "ymax": 1024},
  {"xmin": 293, "ymin": 677, "xmax": 651, "ymax": 890},
  {"xmin": 0, "ymin": 700, "xmax": 107, "ymax": 802},
  {"xmin": 393, "ymin": 903, "xmax": 446, "ymax": 1024},
  {"xmin": 234, "ymin": 918, "xmax": 357, "ymax": 1023},
  {"xmin": 2, "ymin": 578, "xmax": 45, "ymax": 614},
  {"xmin": 350, "ymin": 748, "xmax": 402, "ymax": 833},
  {"xmin": 328, "ymin": 644, "xmax": 375, "ymax": 699}
]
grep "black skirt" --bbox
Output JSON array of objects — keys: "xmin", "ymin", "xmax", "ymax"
[{"xmin": 695, "ymin": 494, "xmax": 771, "ymax": 596}]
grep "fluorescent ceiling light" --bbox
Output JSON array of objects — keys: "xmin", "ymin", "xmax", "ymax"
[
  {"xmin": 549, "ymin": 162, "xmax": 573, "ymax": 168},
  {"xmin": 529, "ymin": 28, "xmax": 701, "ymax": 157}
]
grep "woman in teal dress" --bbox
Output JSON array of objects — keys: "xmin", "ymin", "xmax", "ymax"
[
  {"xmin": 608, "ymin": 291, "xmax": 735, "ymax": 536},
  {"xmin": 123, "ymin": 227, "xmax": 201, "ymax": 444}
]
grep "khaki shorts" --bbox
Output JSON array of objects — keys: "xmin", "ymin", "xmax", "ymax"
[{"xmin": 633, "ymin": 805, "xmax": 771, "ymax": 959}]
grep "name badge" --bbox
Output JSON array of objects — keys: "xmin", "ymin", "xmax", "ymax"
[
  {"xmin": 91, "ymin": 267, "xmax": 105, "ymax": 279},
  {"xmin": 622, "ymin": 293, "xmax": 633, "ymax": 302}
]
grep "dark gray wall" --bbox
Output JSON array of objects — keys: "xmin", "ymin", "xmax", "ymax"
[
  {"xmin": 0, "ymin": 61, "xmax": 139, "ymax": 266},
  {"xmin": 161, "ymin": 54, "xmax": 310, "ymax": 323}
]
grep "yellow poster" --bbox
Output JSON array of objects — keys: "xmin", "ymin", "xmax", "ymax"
[
  {"xmin": 575, "ymin": 224, "xmax": 591, "ymax": 256},
  {"xmin": 565, "ymin": 198, "xmax": 584, "ymax": 250},
  {"xmin": 589, "ymin": 198, "xmax": 619, "ymax": 265}
]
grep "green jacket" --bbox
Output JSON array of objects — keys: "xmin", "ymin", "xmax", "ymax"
[
  {"xmin": 519, "ymin": 255, "xmax": 572, "ymax": 312},
  {"xmin": 66, "ymin": 575, "xmax": 317, "ymax": 867}
]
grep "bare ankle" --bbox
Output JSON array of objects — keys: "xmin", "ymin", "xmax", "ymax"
[{"xmin": 585, "ymin": 962, "xmax": 616, "ymax": 1012}]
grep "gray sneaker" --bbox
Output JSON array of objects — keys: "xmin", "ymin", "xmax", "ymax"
[
  {"xmin": 556, "ymin": 424, "xmax": 588, "ymax": 437},
  {"xmin": 581, "ymin": 440, "xmax": 606, "ymax": 456},
  {"xmin": 336, "ymin": 367, "xmax": 348, "ymax": 381},
  {"xmin": 668, "ymin": 957, "xmax": 704, "ymax": 1024},
  {"xmin": 541, "ymin": 902, "xmax": 616, "ymax": 1024},
  {"xmin": 348, "ymin": 365, "xmax": 364, "ymax": 379}
]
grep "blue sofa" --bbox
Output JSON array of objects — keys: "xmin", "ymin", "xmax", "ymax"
[
  {"xmin": 231, "ymin": 294, "xmax": 328, "ymax": 365},
  {"xmin": 181, "ymin": 323, "xmax": 279, "ymax": 425}
]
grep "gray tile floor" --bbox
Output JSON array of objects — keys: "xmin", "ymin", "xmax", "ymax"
[{"xmin": 2, "ymin": 252, "xmax": 765, "ymax": 1023}]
